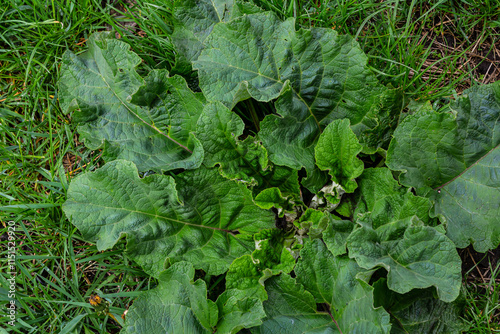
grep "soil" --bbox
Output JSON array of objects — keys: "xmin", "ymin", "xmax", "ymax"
[
  {"xmin": 417, "ymin": 7, "xmax": 500, "ymax": 94},
  {"xmin": 461, "ymin": 245, "xmax": 500, "ymax": 284}
]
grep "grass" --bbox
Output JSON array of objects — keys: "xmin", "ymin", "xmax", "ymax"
[
  {"xmin": 463, "ymin": 251, "xmax": 500, "ymax": 333},
  {"xmin": 0, "ymin": 0, "xmax": 498, "ymax": 332},
  {"xmin": 254, "ymin": 0, "xmax": 500, "ymax": 98},
  {"xmin": 0, "ymin": 0, "xmax": 155, "ymax": 332}
]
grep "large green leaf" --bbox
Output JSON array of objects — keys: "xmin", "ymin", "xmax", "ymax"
[
  {"xmin": 251, "ymin": 274, "xmax": 333, "ymax": 334},
  {"xmin": 347, "ymin": 216, "xmax": 461, "ymax": 302},
  {"xmin": 386, "ymin": 82, "xmax": 500, "ymax": 251},
  {"xmin": 194, "ymin": 12, "xmax": 401, "ymax": 170},
  {"xmin": 347, "ymin": 168, "xmax": 460, "ymax": 301},
  {"xmin": 122, "ymin": 262, "xmax": 218, "ymax": 334},
  {"xmin": 171, "ymin": 0, "xmax": 261, "ymax": 73},
  {"xmin": 295, "ymin": 239, "xmax": 391, "ymax": 333},
  {"xmin": 253, "ymin": 240, "xmax": 391, "ymax": 333},
  {"xmin": 354, "ymin": 168, "xmax": 404, "ymax": 214},
  {"xmin": 63, "ymin": 160, "xmax": 275, "ymax": 277},
  {"xmin": 373, "ymin": 278, "xmax": 468, "ymax": 334},
  {"xmin": 215, "ymin": 292, "xmax": 266, "ymax": 334},
  {"xmin": 122, "ymin": 261, "xmax": 265, "ymax": 334},
  {"xmin": 59, "ymin": 32, "xmax": 204, "ymax": 172},
  {"xmin": 315, "ymin": 119, "xmax": 364, "ymax": 193}
]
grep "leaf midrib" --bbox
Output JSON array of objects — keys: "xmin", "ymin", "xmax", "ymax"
[
  {"xmin": 87, "ymin": 60, "xmax": 194, "ymax": 154},
  {"xmin": 434, "ymin": 143, "xmax": 499, "ymax": 190},
  {"xmin": 199, "ymin": 60, "xmax": 322, "ymax": 132},
  {"xmin": 82, "ymin": 201, "xmax": 233, "ymax": 233}
]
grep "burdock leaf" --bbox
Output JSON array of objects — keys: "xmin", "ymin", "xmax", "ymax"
[
  {"xmin": 63, "ymin": 160, "xmax": 275, "ymax": 277},
  {"xmin": 347, "ymin": 216, "xmax": 461, "ymax": 302},
  {"xmin": 253, "ymin": 240, "xmax": 391, "ymax": 333},
  {"xmin": 194, "ymin": 12, "xmax": 401, "ymax": 171},
  {"xmin": 59, "ymin": 33, "xmax": 204, "ymax": 172},
  {"xmin": 386, "ymin": 82, "xmax": 500, "ymax": 251}
]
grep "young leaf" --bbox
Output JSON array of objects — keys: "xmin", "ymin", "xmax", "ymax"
[
  {"xmin": 122, "ymin": 262, "xmax": 218, "ymax": 333},
  {"xmin": 63, "ymin": 160, "xmax": 275, "ymax": 277},
  {"xmin": 322, "ymin": 218, "xmax": 355, "ymax": 257},
  {"xmin": 347, "ymin": 216, "xmax": 461, "ymax": 302},
  {"xmin": 196, "ymin": 102, "xmax": 268, "ymax": 186},
  {"xmin": 296, "ymin": 208, "xmax": 329, "ymax": 238},
  {"xmin": 354, "ymin": 168, "xmax": 434, "ymax": 226},
  {"xmin": 224, "ymin": 229, "xmax": 295, "ymax": 301},
  {"xmin": 297, "ymin": 209, "xmax": 353, "ymax": 256},
  {"xmin": 386, "ymin": 82, "xmax": 500, "ymax": 251},
  {"xmin": 197, "ymin": 102, "xmax": 301, "ymax": 198},
  {"xmin": 301, "ymin": 166, "xmax": 330, "ymax": 194},
  {"xmin": 59, "ymin": 32, "xmax": 204, "ymax": 172},
  {"xmin": 194, "ymin": 12, "xmax": 400, "ymax": 171},
  {"xmin": 254, "ymin": 188, "xmax": 290, "ymax": 212},
  {"xmin": 315, "ymin": 119, "xmax": 364, "ymax": 193},
  {"xmin": 254, "ymin": 165, "xmax": 301, "ymax": 200}
]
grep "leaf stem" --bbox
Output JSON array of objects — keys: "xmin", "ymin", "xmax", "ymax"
[{"xmin": 326, "ymin": 306, "xmax": 343, "ymax": 334}]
